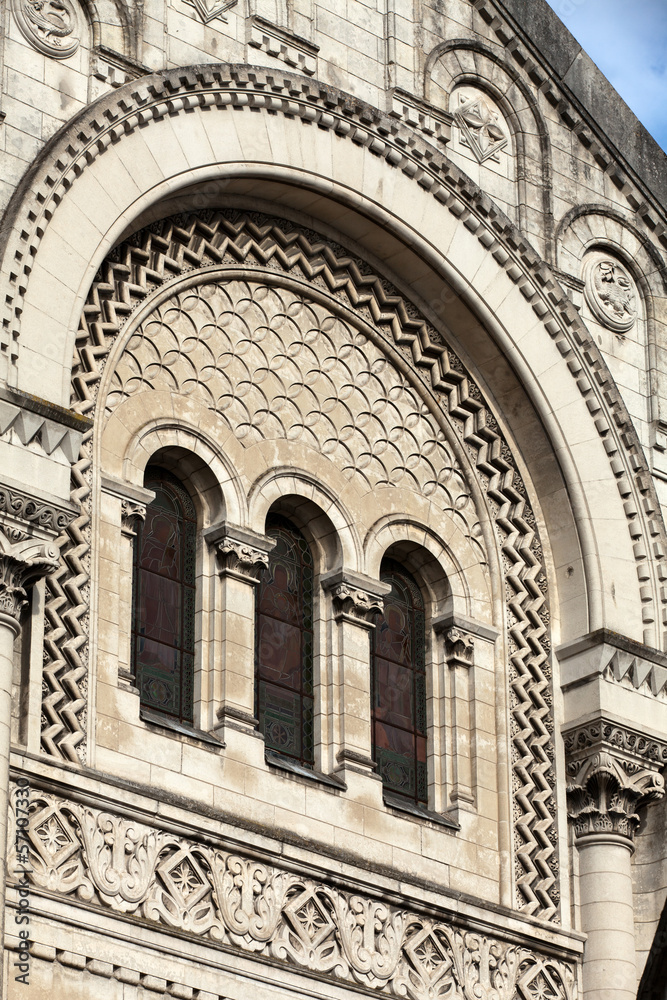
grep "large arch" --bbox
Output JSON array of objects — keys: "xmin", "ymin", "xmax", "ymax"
[{"xmin": 1, "ymin": 65, "xmax": 663, "ymax": 652}]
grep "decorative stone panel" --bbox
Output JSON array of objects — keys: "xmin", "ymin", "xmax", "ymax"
[
  {"xmin": 7, "ymin": 783, "xmax": 579, "ymax": 1000},
  {"xmin": 10, "ymin": 0, "xmax": 82, "ymax": 58}
]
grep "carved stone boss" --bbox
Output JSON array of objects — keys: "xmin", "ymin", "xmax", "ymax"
[
  {"xmin": 564, "ymin": 720, "xmax": 667, "ymax": 841},
  {"xmin": 7, "ymin": 785, "xmax": 578, "ymax": 1000}
]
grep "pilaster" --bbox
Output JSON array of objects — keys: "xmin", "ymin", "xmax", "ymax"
[
  {"xmin": 0, "ymin": 482, "xmax": 73, "ymax": 996},
  {"xmin": 204, "ymin": 521, "xmax": 274, "ymax": 759},
  {"xmin": 322, "ymin": 569, "xmax": 389, "ymax": 795},
  {"xmin": 433, "ymin": 612, "xmax": 499, "ymax": 815}
]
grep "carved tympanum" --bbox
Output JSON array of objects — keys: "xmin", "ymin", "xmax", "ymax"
[
  {"xmin": 584, "ymin": 258, "xmax": 637, "ymax": 334},
  {"xmin": 60, "ymin": 211, "xmax": 554, "ymax": 918},
  {"xmin": 7, "ymin": 786, "xmax": 577, "ymax": 999},
  {"xmin": 11, "ymin": 0, "xmax": 81, "ymax": 58}
]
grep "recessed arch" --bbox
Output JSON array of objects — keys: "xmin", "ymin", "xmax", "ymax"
[{"xmin": 3, "ymin": 65, "xmax": 660, "ymax": 655}]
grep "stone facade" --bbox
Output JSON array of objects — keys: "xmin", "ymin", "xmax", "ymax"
[{"xmin": 1, "ymin": 2, "xmax": 667, "ymax": 999}]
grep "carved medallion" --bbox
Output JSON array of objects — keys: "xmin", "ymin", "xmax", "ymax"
[
  {"xmin": 453, "ymin": 91, "xmax": 508, "ymax": 164},
  {"xmin": 11, "ymin": 0, "xmax": 81, "ymax": 58},
  {"xmin": 583, "ymin": 257, "xmax": 637, "ymax": 333}
]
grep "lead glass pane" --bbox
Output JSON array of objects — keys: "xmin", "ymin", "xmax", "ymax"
[
  {"xmin": 132, "ymin": 468, "xmax": 196, "ymax": 724},
  {"xmin": 256, "ymin": 515, "xmax": 314, "ymax": 766},
  {"xmin": 372, "ymin": 559, "xmax": 427, "ymax": 804}
]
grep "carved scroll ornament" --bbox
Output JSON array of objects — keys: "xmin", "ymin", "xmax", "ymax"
[{"xmin": 8, "ymin": 786, "xmax": 578, "ymax": 1000}]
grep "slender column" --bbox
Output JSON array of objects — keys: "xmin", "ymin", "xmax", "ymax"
[
  {"xmin": 565, "ymin": 722, "xmax": 667, "ymax": 1000},
  {"xmin": 0, "ymin": 527, "xmax": 59, "ymax": 992},
  {"xmin": 204, "ymin": 522, "xmax": 274, "ymax": 739},
  {"xmin": 442, "ymin": 626, "xmax": 476, "ymax": 807},
  {"xmin": 100, "ymin": 474, "xmax": 154, "ymax": 688},
  {"xmin": 322, "ymin": 570, "xmax": 389, "ymax": 783}
]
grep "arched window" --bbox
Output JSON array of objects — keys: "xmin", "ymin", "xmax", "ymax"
[
  {"xmin": 372, "ymin": 559, "xmax": 427, "ymax": 805},
  {"xmin": 255, "ymin": 514, "xmax": 314, "ymax": 767},
  {"xmin": 132, "ymin": 467, "xmax": 196, "ymax": 724}
]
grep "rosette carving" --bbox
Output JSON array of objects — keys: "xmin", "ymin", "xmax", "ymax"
[
  {"xmin": 584, "ymin": 258, "xmax": 637, "ymax": 334},
  {"xmin": 10, "ymin": 0, "xmax": 81, "ymax": 58}
]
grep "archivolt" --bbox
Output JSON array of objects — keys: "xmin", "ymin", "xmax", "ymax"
[{"xmin": 3, "ymin": 64, "xmax": 664, "ymax": 645}]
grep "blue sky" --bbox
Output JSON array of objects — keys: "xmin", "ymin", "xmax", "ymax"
[{"xmin": 544, "ymin": 0, "xmax": 667, "ymax": 152}]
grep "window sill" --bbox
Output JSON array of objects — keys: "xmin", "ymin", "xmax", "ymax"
[
  {"xmin": 265, "ymin": 750, "xmax": 346, "ymax": 791},
  {"xmin": 383, "ymin": 791, "xmax": 460, "ymax": 830},
  {"xmin": 140, "ymin": 709, "xmax": 226, "ymax": 749}
]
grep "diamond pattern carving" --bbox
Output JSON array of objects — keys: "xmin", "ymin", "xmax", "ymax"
[{"xmin": 7, "ymin": 786, "xmax": 578, "ymax": 999}]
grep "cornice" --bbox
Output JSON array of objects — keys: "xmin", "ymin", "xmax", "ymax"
[{"xmin": 474, "ymin": 0, "xmax": 667, "ymax": 238}]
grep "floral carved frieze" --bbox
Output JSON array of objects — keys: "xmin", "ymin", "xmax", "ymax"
[
  {"xmin": 8, "ymin": 787, "xmax": 577, "ymax": 1000},
  {"xmin": 11, "ymin": 0, "xmax": 82, "ymax": 58},
  {"xmin": 583, "ymin": 257, "xmax": 637, "ymax": 334}
]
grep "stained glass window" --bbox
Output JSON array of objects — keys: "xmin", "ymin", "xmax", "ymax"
[
  {"xmin": 255, "ymin": 515, "xmax": 314, "ymax": 767},
  {"xmin": 371, "ymin": 559, "xmax": 427, "ymax": 805},
  {"xmin": 132, "ymin": 467, "xmax": 196, "ymax": 724}
]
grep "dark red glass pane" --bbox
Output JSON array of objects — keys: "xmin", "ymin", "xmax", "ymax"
[
  {"xmin": 255, "ymin": 515, "xmax": 314, "ymax": 766},
  {"xmin": 371, "ymin": 559, "xmax": 427, "ymax": 805},
  {"xmin": 132, "ymin": 467, "xmax": 196, "ymax": 725}
]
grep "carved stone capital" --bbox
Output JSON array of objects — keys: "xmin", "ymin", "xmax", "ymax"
[
  {"xmin": 101, "ymin": 475, "xmax": 155, "ymax": 539},
  {"xmin": 204, "ymin": 521, "xmax": 275, "ymax": 584},
  {"xmin": 444, "ymin": 627, "xmax": 475, "ymax": 668},
  {"xmin": 0, "ymin": 527, "xmax": 60, "ymax": 626},
  {"xmin": 564, "ymin": 719, "xmax": 667, "ymax": 842},
  {"xmin": 120, "ymin": 500, "xmax": 147, "ymax": 538},
  {"xmin": 321, "ymin": 569, "xmax": 390, "ymax": 626}
]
